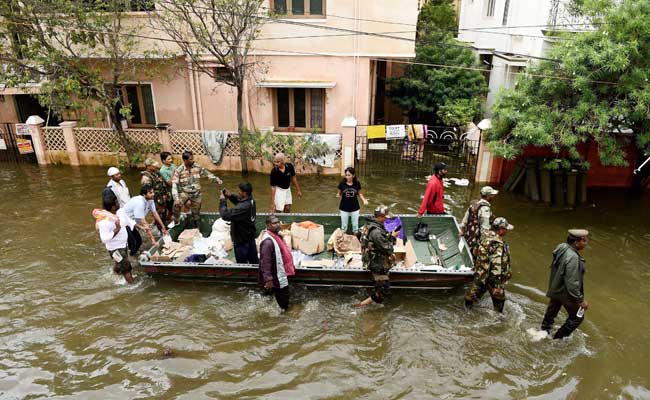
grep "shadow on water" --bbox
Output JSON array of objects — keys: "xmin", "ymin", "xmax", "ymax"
[{"xmin": 1, "ymin": 164, "xmax": 649, "ymax": 399}]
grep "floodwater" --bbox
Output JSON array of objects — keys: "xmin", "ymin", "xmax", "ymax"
[{"xmin": 1, "ymin": 164, "xmax": 649, "ymax": 399}]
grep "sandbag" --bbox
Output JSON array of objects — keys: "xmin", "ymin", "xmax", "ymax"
[{"xmin": 335, "ymin": 233, "xmax": 361, "ymax": 255}]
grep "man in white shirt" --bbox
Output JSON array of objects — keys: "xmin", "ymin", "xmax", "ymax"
[
  {"xmin": 123, "ymin": 184, "xmax": 168, "ymax": 253},
  {"xmin": 106, "ymin": 167, "xmax": 131, "ymax": 208},
  {"xmin": 97, "ymin": 198, "xmax": 135, "ymax": 283}
]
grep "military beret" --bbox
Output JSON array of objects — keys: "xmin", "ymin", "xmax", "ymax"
[
  {"xmin": 492, "ymin": 217, "xmax": 514, "ymax": 230},
  {"xmin": 568, "ymin": 229, "xmax": 589, "ymax": 238},
  {"xmin": 144, "ymin": 158, "xmax": 160, "ymax": 167}
]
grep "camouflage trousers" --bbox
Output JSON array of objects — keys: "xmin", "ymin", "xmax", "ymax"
[
  {"xmin": 464, "ymin": 278, "xmax": 506, "ymax": 313},
  {"xmin": 368, "ymin": 273, "xmax": 391, "ymax": 304},
  {"xmin": 174, "ymin": 192, "xmax": 202, "ymax": 225}
]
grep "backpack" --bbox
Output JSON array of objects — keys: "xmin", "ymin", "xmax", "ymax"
[
  {"xmin": 413, "ymin": 221, "xmax": 430, "ymax": 241},
  {"xmin": 359, "ymin": 224, "xmax": 377, "ymax": 266},
  {"xmin": 463, "ymin": 201, "xmax": 491, "ymax": 255}
]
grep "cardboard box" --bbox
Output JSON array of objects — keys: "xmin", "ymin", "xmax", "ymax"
[
  {"xmin": 291, "ymin": 221, "xmax": 325, "ymax": 255},
  {"xmin": 393, "ymin": 239, "xmax": 417, "ymax": 268},
  {"xmin": 280, "ymin": 229, "xmax": 292, "ymax": 248}
]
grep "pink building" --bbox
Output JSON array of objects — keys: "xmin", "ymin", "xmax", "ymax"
[{"xmin": 0, "ymin": 1, "xmax": 420, "ymax": 173}]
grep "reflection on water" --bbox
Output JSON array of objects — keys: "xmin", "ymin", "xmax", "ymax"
[{"xmin": 1, "ymin": 164, "xmax": 649, "ymax": 399}]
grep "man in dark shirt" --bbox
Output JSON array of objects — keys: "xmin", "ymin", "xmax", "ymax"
[
  {"xmin": 541, "ymin": 229, "xmax": 589, "ymax": 339},
  {"xmin": 219, "ymin": 182, "xmax": 258, "ymax": 264},
  {"xmin": 270, "ymin": 152, "xmax": 302, "ymax": 213}
]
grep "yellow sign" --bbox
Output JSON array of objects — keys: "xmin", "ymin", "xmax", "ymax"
[
  {"xmin": 16, "ymin": 138, "xmax": 34, "ymax": 154},
  {"xmin": 366, "ymin": 125, "xmax": 386, "ymax": 139}
]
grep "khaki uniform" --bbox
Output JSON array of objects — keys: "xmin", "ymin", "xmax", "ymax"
[
  {"xmin": 360, "ymin": 218, "xmax": 397, "ymax": 303},
  {"xmin": 464, "ymin": 230, "xmax": 512, "ymax": 312},
  {"xmin": 172, "ymin": 163, "xmax": 220, "ymax": 224},
  {"xmin": 460, "ymin": 199, "xmax": 493, "ymax": 257}
]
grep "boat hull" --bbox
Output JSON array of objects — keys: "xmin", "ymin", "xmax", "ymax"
[
  {"xmin": 140, "ymin": 212, "xmax": 474, "ymax": 290},
  {"xmin": 142, "ymin": 263, "xmax": 472, "ymax": 289}
]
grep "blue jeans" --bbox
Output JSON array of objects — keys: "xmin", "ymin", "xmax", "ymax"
[
  {"xmin": 340, "ymin": 210, "xmax": 360, "ymax": 233},
  {"xmin": 234, "ymin": 240, "xmax": 260, "ymax": 264}
]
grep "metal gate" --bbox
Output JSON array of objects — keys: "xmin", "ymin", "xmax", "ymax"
[
  {"xmin": 0, "ymin": 123, "xmax": 37, "ymax": 163},
  {"xmin": 354, "ymin": 125, "xmax": 479, "ymax": 179}
]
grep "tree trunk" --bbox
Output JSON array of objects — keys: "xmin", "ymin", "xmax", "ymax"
[
  {"xmin": 111, "ymin": 108, "xmax": 136, "ymax": 167},
  {"xmin": 236, "ymin": 84, "xmax": 248, "ymax": 176}
]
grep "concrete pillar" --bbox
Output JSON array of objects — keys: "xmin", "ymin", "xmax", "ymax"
[
  {"xmin": 60, "ymin": 121, "xmax": 80, "ymax": 166},
  {"xmin": 25, "ymin": 118, "xmax": 47, "ymax": 165},
  {"xmin": 341, "ymin": 116, "xmax": 357, "ymax": 175}
]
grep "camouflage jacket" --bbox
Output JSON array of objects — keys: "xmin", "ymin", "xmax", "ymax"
[
  {"xmin": 172, "ymin": 163, "xmax": 220, "ymax": 201},
  {"xmin": 361, "ymin": 218, "xmax": 396, "ymax": 274},
  {"xmin": 474, "ymin": 230, "xmax": 511, "ymax": 288},
  {"xmin": 141, "ymin": 170, "xmax": 168, "ymax": 206}
]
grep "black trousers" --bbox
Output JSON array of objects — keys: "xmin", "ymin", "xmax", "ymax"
[
  {"xmin": 234, "ymin": 240, "xmax": 260, "ymax": 264},
  {"xmin": 270, "ymin": 286, "xmax": 290, "ymax": 310},
  {"xmin": 541, "ymin": 298, "xmax": 584, "ymax": 339},
  {"xmin": 126, "ymin": 226, "xmax": 142, "ymax": 256}
]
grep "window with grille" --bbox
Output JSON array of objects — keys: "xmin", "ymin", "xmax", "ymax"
[
  {"xmin": 213, "ymin": 67, "xmax": 231, "ymax": 83},
  {"xmin": 275, "ymin": 88, "xmax": 325, "ymax": 131},
  {"xmin": 271, "ymin": 0, "xmax": 325, "ymax": 17},
  {"xmin": 502, "ymin": 0, "xmax": 510, "ymax": 25},
  {"xmin": 486, "ymin": 0, "xmax": 496, "ymax": 17},
  {"xmin": 114, "ymin": 84, "xmax": 157, "ymax": 127}
]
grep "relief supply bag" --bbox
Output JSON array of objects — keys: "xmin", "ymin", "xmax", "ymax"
[{"xmin": 413, "ymin": 221, "xmax": 430, "ymax": 241}]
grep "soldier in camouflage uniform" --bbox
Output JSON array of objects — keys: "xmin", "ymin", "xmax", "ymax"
[
  {"xmin": 141, "ymin": 158, "xmax": 171, "ymax": 226},
  {"xmin": 172, "ymin": 151, "xmax": 223, "ymax": 226},
  {"xmin": 358, "ymin": 205, "xmax": 400, "ymax": 306},
  {"xmin": 464, "ymin": 217, "xmax": 513, "ymax": 313},
  {"xmin": 459, "ymin": 186, "xmax": 498, "ymax": 258}
]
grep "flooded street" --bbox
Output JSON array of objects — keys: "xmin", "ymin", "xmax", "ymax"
[{"xmin": 1, "ymin": 164, "xmax": 649, "ymax": 399}]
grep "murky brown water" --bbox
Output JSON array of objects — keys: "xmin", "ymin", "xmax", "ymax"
[{"xmin": 1, "ymin": 164, "xmax": 649, "ymax": 399}]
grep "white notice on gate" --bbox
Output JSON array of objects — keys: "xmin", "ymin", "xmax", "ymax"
[
  {"xmin": 385, "ymin": 125, "xmax": 406, "ymax": 140},
  {"xmin": 0, "ymin": 138, "xmax": 6, "ymax": 150},
  {"xmin": 15, "ymin": 123, "xmax": 33, "ymax": 136}
]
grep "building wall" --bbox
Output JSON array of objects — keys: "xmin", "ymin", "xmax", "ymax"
[{"xmin": 0, "ymin": 96, "xmax": 20, "ymax": 123}]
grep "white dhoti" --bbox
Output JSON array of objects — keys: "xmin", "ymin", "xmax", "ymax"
[{"xmin": 274, "ymin": 187, "xmax": 293, "ymax": 211}]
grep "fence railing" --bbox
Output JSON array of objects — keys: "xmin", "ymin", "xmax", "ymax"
[
  {"xmin": 354, "ymin": 124, "xmax": 479, "ymax": 178},
  {"xmin": 41, "ymin": 127, "xmax": 342, "ymax": 161}
]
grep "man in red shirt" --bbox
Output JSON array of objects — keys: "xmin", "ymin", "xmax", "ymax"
[{"xmin": 418, "ymin": 163, "xmax": 448, "ymax": 216}]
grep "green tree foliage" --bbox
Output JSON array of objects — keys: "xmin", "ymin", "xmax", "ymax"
[
  {"xmin": 387, "ymin": 0, "xmax": 487, "ymax": 125},
  {"xmin": 0, "ymin": 0, "xmax": 173, "ymax": 166},
  {"xmin": 488, "ymin": 0, "xmax": 650, "ymax": 167}
]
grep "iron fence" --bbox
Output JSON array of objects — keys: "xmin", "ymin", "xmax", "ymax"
[
  {"xmin": 354, "ymin": 125, "xmax": 479, "ymax": 179},
  {"xmin": 0, "ymin": 123, "xmax": 37, "ymax": 163}
]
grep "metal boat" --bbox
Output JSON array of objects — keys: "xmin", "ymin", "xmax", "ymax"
[{"xmin": 140, "ymin": 213, "xmax": 474, "ymax": 290}]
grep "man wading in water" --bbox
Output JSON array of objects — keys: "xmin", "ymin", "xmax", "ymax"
[
  {"xmin": 95, "ymin": 191, "xmax": 135, "ymax": 283},
  {"xmin": 358, "ymin": 205, "xmax": 400, "ymax": 306},
  {"xmin": 541, "ymin": 229, "xmax": 590, "ymax": 339}
]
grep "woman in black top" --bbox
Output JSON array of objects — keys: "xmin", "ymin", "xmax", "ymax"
[{"xmin": 337, "ymin": 167, "xmax": 369, "ymax": 233}]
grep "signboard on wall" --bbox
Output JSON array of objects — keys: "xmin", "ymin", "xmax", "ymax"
[
  {"xmin": 0, "ymin": 138, "xmax": 6, "ymax": 150},
  {"xmin": 385, "ymin": 125, "xmax": 406, "ymax": 140},
  {"xmin": 16, "ymin": 138, "xmax": 34, "ymax": 154},
  {"xmin": 15, "ymin": 123, "xmax": 34, "ymax": 136}
]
